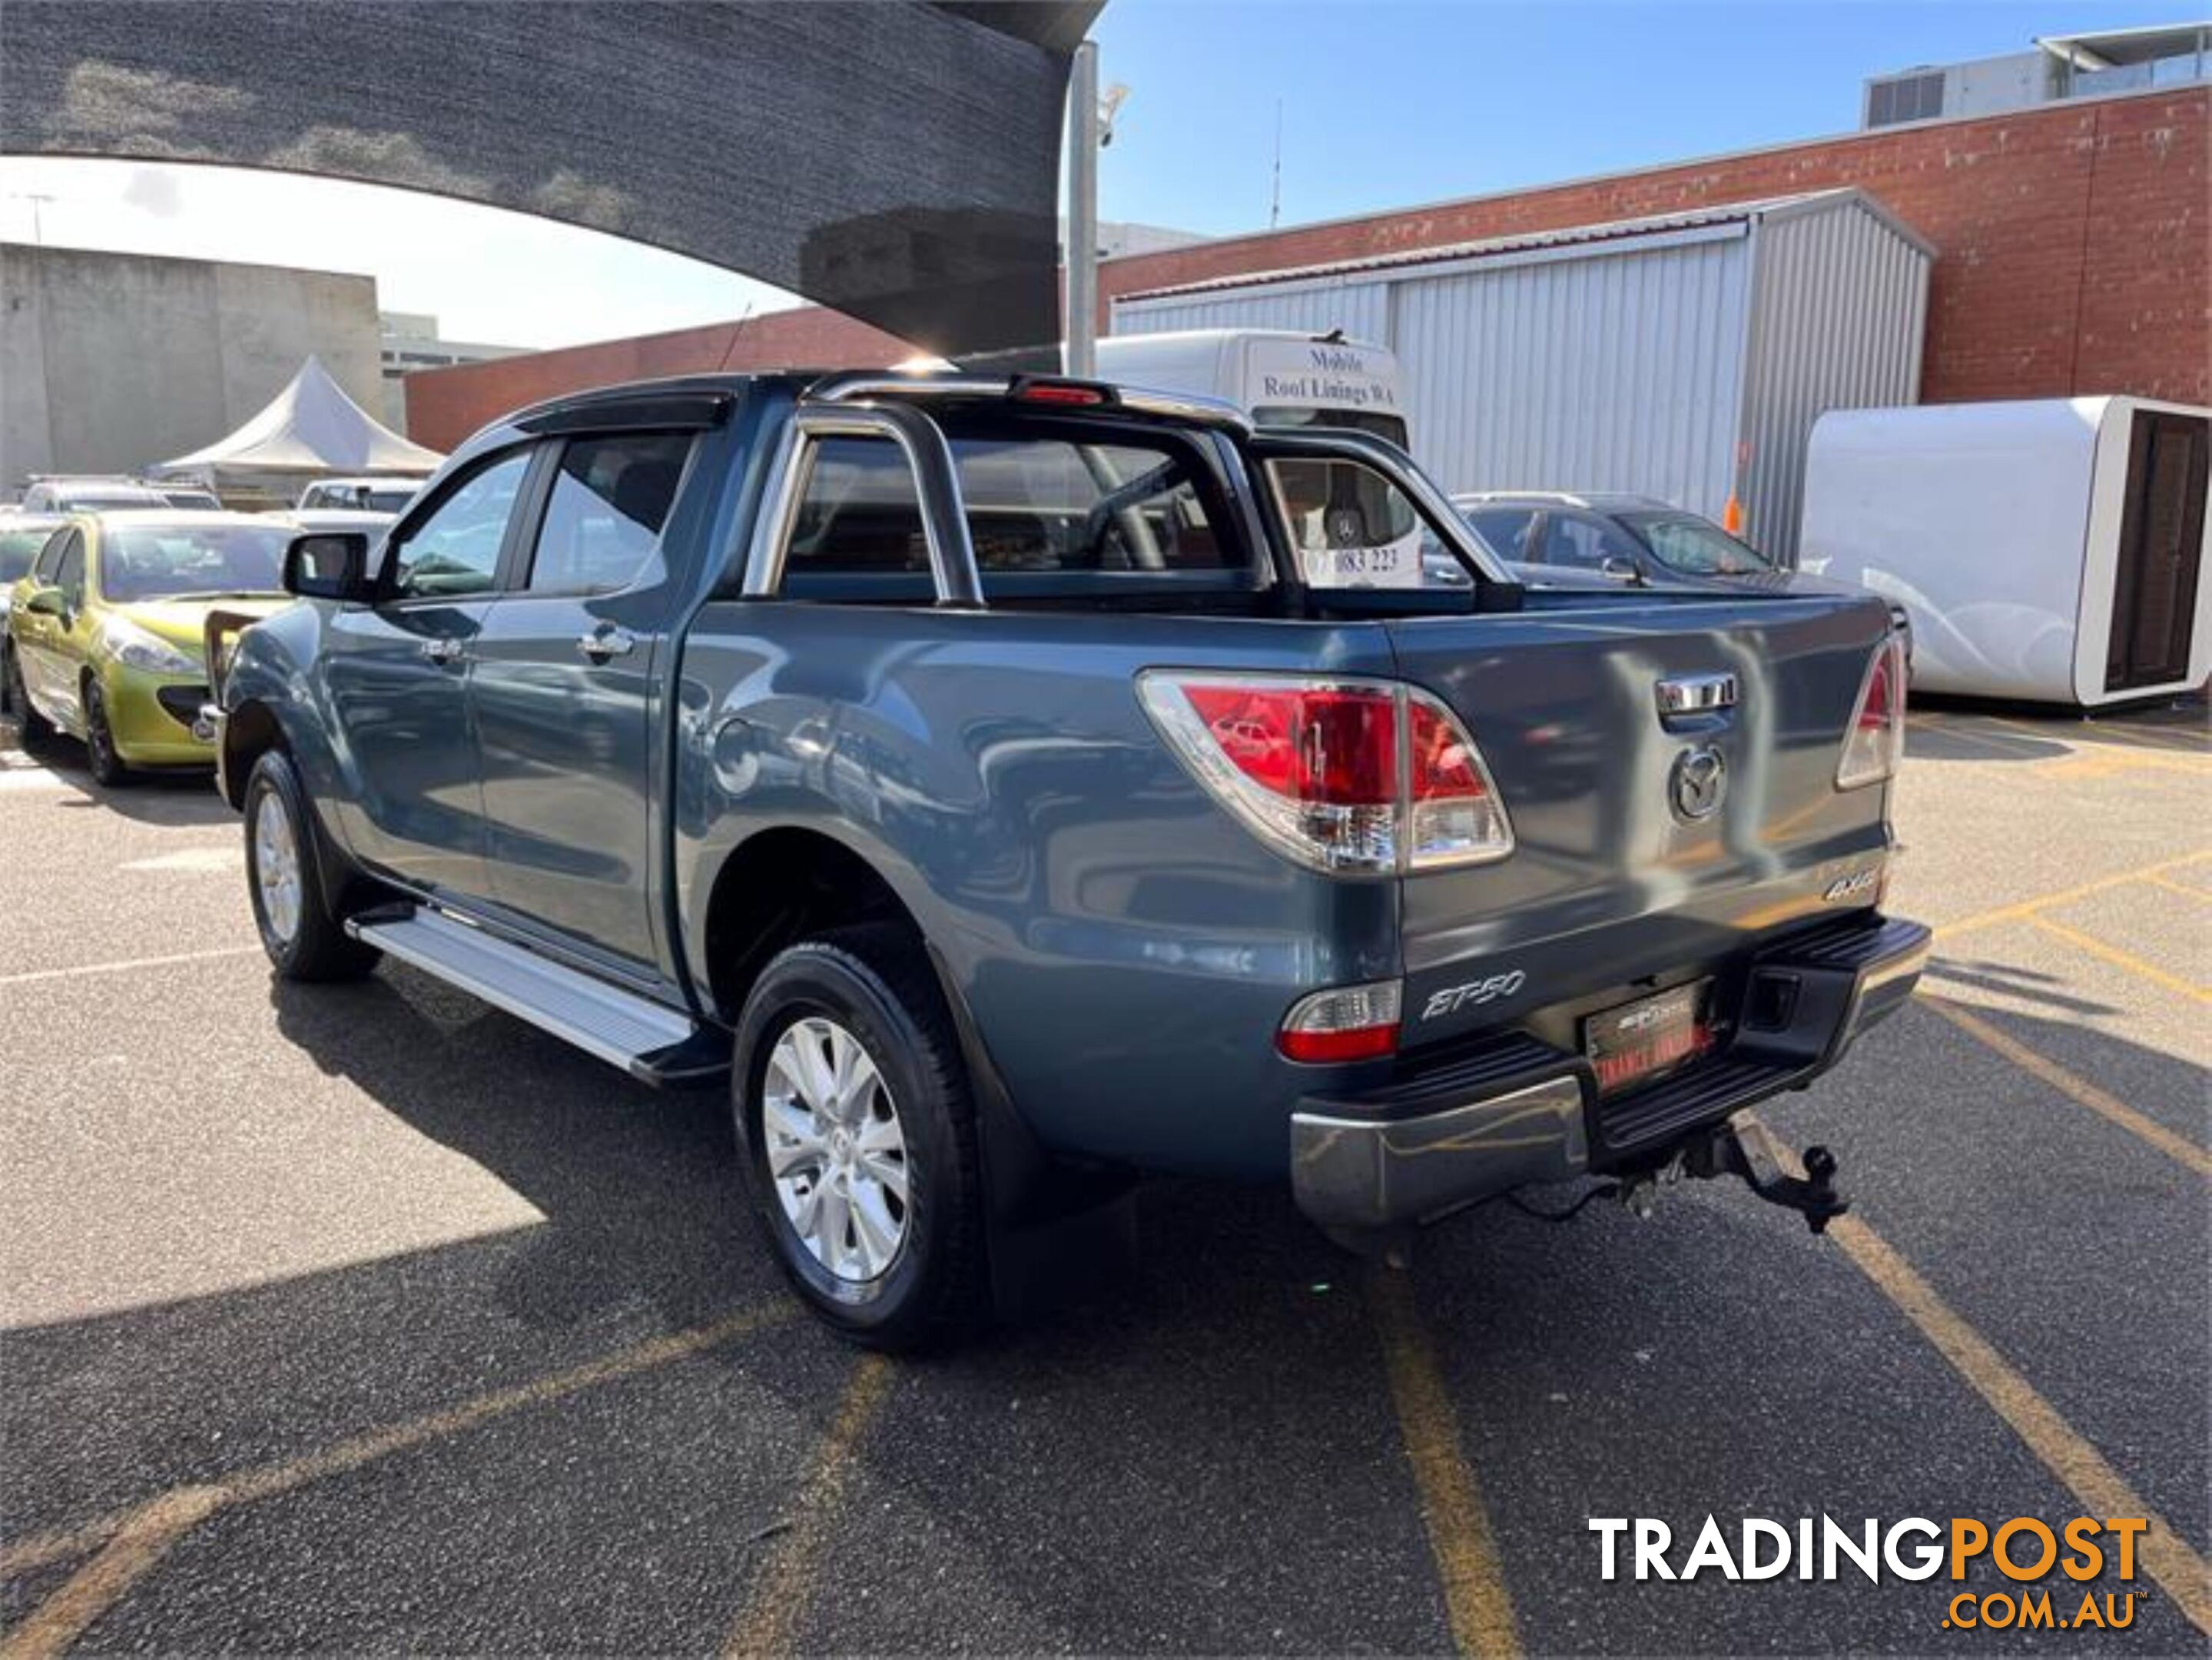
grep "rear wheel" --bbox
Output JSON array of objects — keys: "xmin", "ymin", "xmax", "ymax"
[
  {"xmin": 733, "ymin": 924, "xmax": 987, "ymax": 1350},
  {"xmin": 244, "ymin": 749, "xmax": 380, "ymax": 981},
  {"xmin": 82, "ymin": 678, "xmax": 131, "ymax": 786},
  {"xmin": 6, "ymin": 649, "xmax": 54, "ymax": 745}
]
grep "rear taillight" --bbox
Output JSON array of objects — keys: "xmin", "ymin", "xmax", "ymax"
[
  {"xmin": 1836, "ymin": 635, "xmax": 1907, "ymax": 789},
  {"xmin": 1138, "ymin": 672, "xmax": 1513, "ymax": 875},
  {"xmin": 1278, "ymin": 980, "xmax": 1402, "ymax": 1063}
]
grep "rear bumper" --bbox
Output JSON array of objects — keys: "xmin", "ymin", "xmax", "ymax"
[{"xmin": 1290, "ymin": 913, "xmax": 1930, "ymax": 1231}]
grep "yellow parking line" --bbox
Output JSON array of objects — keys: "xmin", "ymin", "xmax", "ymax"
[
  {"xmin": 1932, "ymin": 850, "xmax": 2212, "ymax": 942},
  {"xmin": 2028, "ymin": 915, "xmax": 2212, "ymax": 1006},
  {"xmin": 1921, "ymin": 996, "xmax": 2212, "ymax": 1177},
  {"xmin": 0, "ymin": 1489, "xmax": 226, "ymax": 1660},
  {"xmin": 2147, "ymin": 872, "xmax": 2212, "ymax": 902},
  {"xmin": 1367, "ymin": 1270, "xmax": 1522, "ymax": 1658},
  {"xmin": 723, "ymin": 1353, "xmax": 894, "ymax": 1658},
  {"xmin": 1827, "ymin": 1213, "xmax": 2212, "ymax": 1635},
  {"xmin": 2088, "ymin": 719, "xmax": 2209, "ymax": 754},
  {"xmin": 0, "ymin": 1306, "xmax": 794, "ymax": 1591},
  {"xmin": 0, "ymin": 946, "xmax": 262, "ymax": 989}
]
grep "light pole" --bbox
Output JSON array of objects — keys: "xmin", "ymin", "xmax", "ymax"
[{"xmin": 1064, "ymin": 40, "xmax": 1100, "ymax": 377}]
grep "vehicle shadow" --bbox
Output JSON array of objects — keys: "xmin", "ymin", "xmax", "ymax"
[
  {"xmin": 1922, "ymin": 953, "xmax": 2118, "ymax": 1018},
  {"xmin": 2, "ymin": 719, "xmax": 234, "ymax": 828}
]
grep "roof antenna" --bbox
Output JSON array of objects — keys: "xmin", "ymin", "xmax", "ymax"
[{"xmin": 1269, "ymin": 98, "xmax": 1283, "ymax": 230}]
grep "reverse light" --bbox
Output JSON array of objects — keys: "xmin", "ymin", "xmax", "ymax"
[
  {"xmin": 1836, "ymin": 634, "xmax": 1907, "ymax": 789},
  {"xmin": 1278, "ymin": 980, "xmax": 1402, "ymax": 1064},
  {"xmin": 1138, "ymin": 672, "xmax": 1513, "ymax": 875}
]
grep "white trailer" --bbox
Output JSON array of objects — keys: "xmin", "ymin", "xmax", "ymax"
[{"xmin": 1799, "ymin": 397, "xmax": 2210, "ymax": 707}]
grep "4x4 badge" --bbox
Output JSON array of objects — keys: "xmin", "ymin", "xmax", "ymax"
[{"xmin": 1669, "ymin": 745, "xmax": 1728, "ymax": 822}]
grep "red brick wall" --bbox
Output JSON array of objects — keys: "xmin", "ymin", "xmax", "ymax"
[
  {"xmin": 405, "ymin": 87, "xmax": 2207, "ymax": 450},
  {"xmin": 1102, "ymin": 88, "xmax": 2209, "ymax": 409},
  {"xmin": 405, "ymin": 305, "xmax": 911, "ymax": 451}
]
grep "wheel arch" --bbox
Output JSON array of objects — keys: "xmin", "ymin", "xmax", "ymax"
[
  {"xmin": 218, "ymin": 697, "xmax": 284, "ymax": 809},
  {"xmin": 701, "ymin": 824, "xmax": 1055, "ymax": 1221}
]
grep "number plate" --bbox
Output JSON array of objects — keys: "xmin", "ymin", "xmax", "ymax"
[{"xmin": 1583, "ymin": 980, "xmax": 1713, "ymax": 1094}]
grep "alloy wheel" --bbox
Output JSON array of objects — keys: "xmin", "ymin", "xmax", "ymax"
[
  {"xmin": 761, "ymin": 1016, "xmax": 911, "ymax": 1282},
  {"xmin": 253, "ymin": 787, "xmax": 304, "ymax": 945}
]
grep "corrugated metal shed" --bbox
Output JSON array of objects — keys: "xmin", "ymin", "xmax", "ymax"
[{"xmin": 1111, "ymin": 189, "xmax": 1934, "ymax": 563}]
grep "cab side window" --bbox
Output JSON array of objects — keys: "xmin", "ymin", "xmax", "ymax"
[
  {"xmin": 785, "ymin": 438, "xmax": 930, "ymax": 576},
  {"xmin": 388, "ymin": 450, "xmax": 532, "ymax": 599},
  {"xmin": 523, "ymin": 433, "xmax": 690, "ymax": 595}
]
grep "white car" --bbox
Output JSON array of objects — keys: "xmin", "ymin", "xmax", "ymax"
[
  {"xmin": 20, "ymin": 478, "xmax": 170, "ymax": 513},
  {"xmin": 295, "ymin": 477, "xmax": 422, "ymax": 514}
]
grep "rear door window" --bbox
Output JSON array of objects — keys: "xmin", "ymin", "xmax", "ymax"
[{"xmin": 523, "ymin": 433, "xmax": 691, "ymax": 594}]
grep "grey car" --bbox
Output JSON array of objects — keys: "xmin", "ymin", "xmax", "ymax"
[{"xmin": 1454, "ymin": 491, "xmax": 1913, "ymax": 663}]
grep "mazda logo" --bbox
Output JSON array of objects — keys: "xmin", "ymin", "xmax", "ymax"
[{"xmin": 1670, "ymin": 745, "xmax": 1728, "ymax": 822}]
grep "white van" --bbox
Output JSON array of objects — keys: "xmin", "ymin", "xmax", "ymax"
[{"xmin": 1096, "ymin": 330, "xmax": 1428, "ymax": 588}]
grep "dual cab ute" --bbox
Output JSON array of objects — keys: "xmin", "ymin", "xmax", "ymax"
[{"xmin": 211, "ymin": 370, "xmax": 1928, "ymax": 1347}]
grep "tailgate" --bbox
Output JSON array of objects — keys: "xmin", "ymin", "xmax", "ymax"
[{"xmin": 1388, "ymin": 591, "xmax": 1896, "ymax": 1049}]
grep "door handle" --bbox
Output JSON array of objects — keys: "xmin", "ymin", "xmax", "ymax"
[
  {"xmin": 575, "ymin": 626, "xmax": 636, "ymax": 665},
  {"xmin": 419, "ymin": 637, "xmax": 464, "ymax": 665}
]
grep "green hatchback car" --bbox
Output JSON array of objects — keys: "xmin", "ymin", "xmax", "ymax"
[{"xmin": 3, "ymin": 511, "xmax": 292, "ymax": 783}]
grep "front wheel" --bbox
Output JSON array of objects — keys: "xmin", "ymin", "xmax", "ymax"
[
  {"xmin": 244, "ymin": 749, "xmax": 380, "ymax": 981},
  {"xmin": 733, "ymin": 924, "xmax": 987, "ymax": 1350},
  {"xmin": 82, "ymin": 678, "xmax": 131, "ymax": 786}
]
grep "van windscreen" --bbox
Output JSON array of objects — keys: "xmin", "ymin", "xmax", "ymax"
[{"xmin": 1252, "ymin": 406, "xmax": 1409, "ymax": 451}]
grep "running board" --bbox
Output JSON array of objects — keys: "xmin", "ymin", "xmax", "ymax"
[{"xmin": 346, "ymin": 907, "xmax": 730, "ymax": 1087}]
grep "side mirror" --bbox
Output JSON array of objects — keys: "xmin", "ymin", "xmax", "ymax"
[
  {"xmin": 284, "ymin": 533, "xmax": 374, "ymax": 602},
  {"xmin": 22, "ymin": 586, "xmax": 66, "ymax": 619},
  {"xmin": 1599, "ymin": 556, "xmax": 1644, "ymax": 585}
]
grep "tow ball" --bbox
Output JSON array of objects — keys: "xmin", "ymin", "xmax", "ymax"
[{"xmin": 1676, "ymin": 1111, "xmax": 1851, "ymax": 1234}]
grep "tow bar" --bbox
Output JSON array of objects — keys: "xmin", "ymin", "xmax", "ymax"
[{"xmin": 1682, "ymin": 1111, "xmax": 1850, "ymax": 1233}]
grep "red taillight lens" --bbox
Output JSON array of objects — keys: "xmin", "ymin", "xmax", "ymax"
[
  {"xmin": 1139, "ymin": 674, "xmax": 1514, "ymax": 875},
  {"xmin": 1278, "ymin": 980, "xmax": 1402, "ymax": 1063},
  {"xmin": 1836, "ymin": 636, "xmax": 1907, "ymax": 789},
  {"xmin": 1013, "ymin": 378, "xmax": 1113, "ymax": 407},
  {"xmin": 1180, "ymin": 684, "xmax": 1397, "ymax": 804},
  {"xmin": 1409, "ymin": 696, "xmax": 1484, "ymax": 798}
]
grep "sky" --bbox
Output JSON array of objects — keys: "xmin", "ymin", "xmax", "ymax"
[{"xmin": 1, "ymin": 1, "xmax": 2201, "ymax": 350}]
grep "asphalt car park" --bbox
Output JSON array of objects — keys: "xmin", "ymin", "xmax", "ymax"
[{"xmin": 1, "ymin": 697, "xmax": 2205, "ymax": 1656}]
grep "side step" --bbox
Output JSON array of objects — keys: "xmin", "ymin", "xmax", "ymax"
[{"xmin": 347, "ymin": 908, "xmax": 730, "ymax": 1087}]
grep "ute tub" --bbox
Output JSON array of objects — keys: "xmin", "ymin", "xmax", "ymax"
[{"xmin": 1290, "ymin": 914, "xmax": 1929, "ymax": 1231}]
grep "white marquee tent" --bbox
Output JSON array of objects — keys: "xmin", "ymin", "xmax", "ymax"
[{"xmin": 154, "ymin": 356, "xmax": 444, "ymax": 480}]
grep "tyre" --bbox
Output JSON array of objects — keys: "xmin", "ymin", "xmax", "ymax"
[
  {"xmin": 6, "ymin": 649, "xmax": 54, "ymax": 745},
  {"xmin": 244, "ymin": 748, "xmax": 380, "ymax": 981},
  {"xmin": 733, "ymin": 923, "xmax": 987, "ymax": 1350},
  {"xmin": 82, "ymin": 677, "xmax": 131, "ymax": 786}
]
